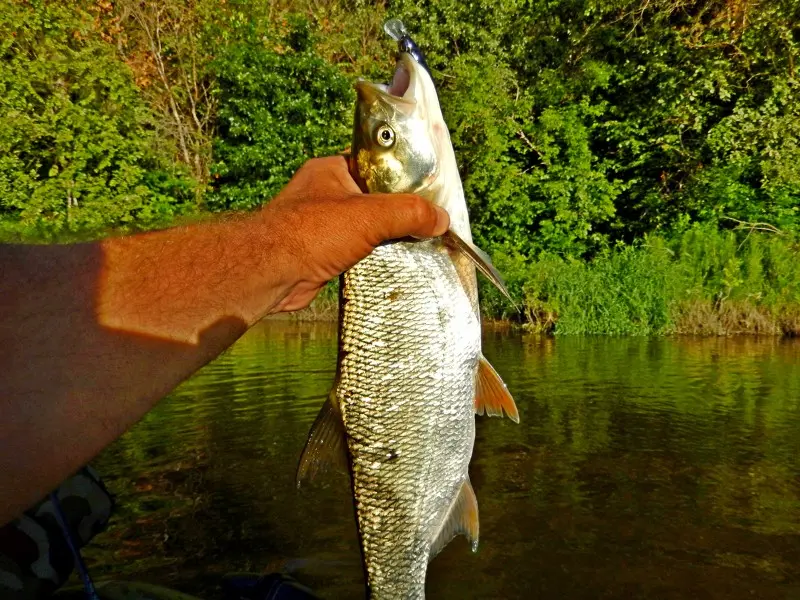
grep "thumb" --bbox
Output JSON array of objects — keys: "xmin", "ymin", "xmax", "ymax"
[{"xmin": 356, "ymin": 193, "xmax": 450, "ymax": 245}]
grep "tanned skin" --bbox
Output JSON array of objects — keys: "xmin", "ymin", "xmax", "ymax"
[{"xmin": 0, "ymin": 156, "xmax": 449, "ymax": 525}]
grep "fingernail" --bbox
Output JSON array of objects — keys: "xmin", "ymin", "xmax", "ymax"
[{"xmin": 433, "ymin": 206, "xmax": 450, "ymax": 236}]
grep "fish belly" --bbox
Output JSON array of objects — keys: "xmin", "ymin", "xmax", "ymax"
[{"xmin": 337, "ymin": 240, "xmax": 480, "ymax": 599}]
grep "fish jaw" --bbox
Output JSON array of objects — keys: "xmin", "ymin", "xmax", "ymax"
[
  {"xmin": 351, "ymin": 58, "xmax": 439, "ymax": 198},
  {"xmin": 350, "ymin": 54, "xmax": 472, "ymax": 241}
]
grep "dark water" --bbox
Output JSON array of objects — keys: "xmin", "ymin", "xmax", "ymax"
[{"xmin": 84, "ymin": 322, "xmax": 800, "ymax": 599}]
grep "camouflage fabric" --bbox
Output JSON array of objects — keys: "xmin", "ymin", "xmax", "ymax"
[{"xmin": 0, "ymin": 466, "xmax": 114, "ymax": 599}]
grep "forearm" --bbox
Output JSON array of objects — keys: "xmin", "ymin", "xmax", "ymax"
[
  {"xmin": 0, "ymin": 210, "xmax": 289, "ymax": 523},
  {"xmin": 98, "ymin": 209, "xmax": 292, "ymax": 341}
]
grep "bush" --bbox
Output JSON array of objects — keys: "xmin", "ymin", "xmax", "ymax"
[
  {"xmin": 208, "ymin": 16, "xmax": 353, "ymax": 211},
  {"xmin": 495, "ymin": 225, "xmax": 800, "ymax": 335},
  {"xmin": 0, "ymin": 1, "xmax": 197, "ymax": 241}
]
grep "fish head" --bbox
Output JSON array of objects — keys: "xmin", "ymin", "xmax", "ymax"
[{"xmin": 350, "ymin": 53, "xmax": 444, "ymax": 195}]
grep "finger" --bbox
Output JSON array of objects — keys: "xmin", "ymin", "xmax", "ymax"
[
  {"xmin": 354, "ymin": 194, "xmax": 450, "ymax": 244},
  {"xmin": 312, "ymin": 155, "xmax": 362, "ymax": 195}
]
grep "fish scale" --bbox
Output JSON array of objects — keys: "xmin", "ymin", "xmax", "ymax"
[{"xmin": 337, "ymin": 240, "xmax": 480, "ymax": 599}]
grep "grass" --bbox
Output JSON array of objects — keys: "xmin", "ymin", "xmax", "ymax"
[{"xmin": 489, "ymin": 224, "xmax": 800, "ymax": 336}]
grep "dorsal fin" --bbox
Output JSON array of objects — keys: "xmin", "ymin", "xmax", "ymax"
[
  {"xmin": 475, "ymin": 356, "xmax": 520, "ymax": 423},
  {"xmin": 296, "ymin": 392, "xmax": 349, "ymax": 488},
  {"xmin": 429, "ymin": 478, "xmax": 479, "ymax": 559}
]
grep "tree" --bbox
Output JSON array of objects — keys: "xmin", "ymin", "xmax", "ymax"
[
  {"xmin": 0, "ymin": 0, "xmax": 195, "ymax": 239},
  {"xmin": 208, "ymin": 15, "xmax": 353, "ymax": 211},
  {"xmin": 113, "ymin": 0, "xmax": 219, "ymax": 188}
]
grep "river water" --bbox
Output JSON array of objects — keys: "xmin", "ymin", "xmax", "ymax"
[{"xmin": 84, "ymin": 321, "xmax": 800, "ymax": 599}]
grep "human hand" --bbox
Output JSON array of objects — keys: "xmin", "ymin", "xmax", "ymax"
[{"xmin": 261, "ymin": 156, "xmax": 450, "ymax": 312}]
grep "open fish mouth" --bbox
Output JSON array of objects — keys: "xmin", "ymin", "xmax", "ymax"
[
  {"xmin": 387, "ymin": 58, "xmax": 412, "ymax": 97},
  {"xmin": 355, "ymin": 54, "xmax": 416, "ymax": 104}
]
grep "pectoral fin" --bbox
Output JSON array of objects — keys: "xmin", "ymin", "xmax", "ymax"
[
  {"xmin": 443, "ymin": 230, "xmax": 514, "ymax": 305},
  {"xmin": 296, "ymin": 392, "xmax": 348, "ymax": 488},
  {"xmin": 430, "ymin": 478, "xmax": 480, "ymax": 559},
  {"xmin": 475, "ymin": 356, "xmax": 520, "ymax": 423}
]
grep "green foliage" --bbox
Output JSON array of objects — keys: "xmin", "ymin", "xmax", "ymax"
[
  {"xmin": 503, "ymin": 243, "xmax": 679, "ymax": 335},
  {"xmin": 0, "ymin": 1, "xmax": 197, "ymax": 240},
  {"xmin": 497, "ymin": 225, "xmax": 800, "ymax": 334},
  {"xmin": 208, "ymin": 16, "xmax": 353, "ymax": 211},
  {"xmin": 3, "ymin": 0, "xmax": 800, "ymax": 335},
  {"xmin": 670, "ymin": 225, "xmax": 800, "ymax": 308},
  {"xmin": 595, "ymin": 0, "xmax": 800, "ymax": 236},
  {"xmin": 393, "ymin": 0, "xmax": 623, "ymax": 256},
  {"xmin": 546, "ymin": 245, "xmax": 677, "ymax": 335},
  {"xmin": 390, "ymin": 0, "xmax": 800, "ymax": 255}
]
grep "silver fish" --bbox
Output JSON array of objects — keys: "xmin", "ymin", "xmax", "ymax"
[{"xmin": 298, "ymin": 23, "xmax": 518, "ymax": 600}]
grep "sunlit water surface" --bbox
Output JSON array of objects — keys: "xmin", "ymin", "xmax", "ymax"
[{"xmin": 84, "ymin": 322, "xmax": 800, "ymax": 599}]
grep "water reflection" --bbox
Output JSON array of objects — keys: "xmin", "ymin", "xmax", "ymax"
[{"xmin": 84, "ymin": 324, "xmax": 800, "ymax": 599}]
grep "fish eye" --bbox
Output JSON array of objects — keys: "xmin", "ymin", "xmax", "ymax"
[{"xmin": 375, "ymin": 124, "xmax": 395, "ymax": 148}]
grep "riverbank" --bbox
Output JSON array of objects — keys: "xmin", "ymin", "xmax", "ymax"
[
  {"xmin": 280, "ymin": 226, "xmax": 800, "ymax": 336},
  {"xmin": 280, "ymin": 299, "xmax": 800, "ymax": 337},
  {"xmin": 502, "ymin": 226, "xmax": 800, "ymax": 336}
]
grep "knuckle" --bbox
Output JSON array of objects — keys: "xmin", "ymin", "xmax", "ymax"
[
  {"xmin": 298, "ymin": 157, "xmax": 327, "ymax": 179},
  {"xmin": 403, "ymin": 195, "xmax": 434, "ymax": 226},
  {"xmin": 297, "ymin": 158, "xmax": 317, "ymax": 175}
]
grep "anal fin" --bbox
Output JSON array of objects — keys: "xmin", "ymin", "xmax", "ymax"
[
  {"xmin": 296, "ymin": 391, "xmax": 348, "ymax": 488},
  {"xmin": 430, "ymin": 478, "xmax": 480, "ymax": 559},
  {"xmin": 475, "ymin": 356, "xmax": 520, "ymax": 423},
  {"xmin": 443, "ymin": 230, "xmax": 515, "ymax": 306}
]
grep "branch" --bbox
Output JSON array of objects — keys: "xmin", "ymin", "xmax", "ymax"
[
  {"xmin": 508, "ymin": 119, "xmax": 544, "ymax": 160},
  {"xmin": 720, "ymin": 215, "xmax": 784, "ymax": 235}
]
